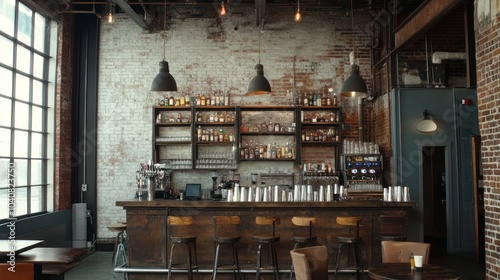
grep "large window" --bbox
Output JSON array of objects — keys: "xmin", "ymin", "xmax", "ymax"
[{"xmin": 0, "ymin": 0, "xmax": 56, "ymax": 220}]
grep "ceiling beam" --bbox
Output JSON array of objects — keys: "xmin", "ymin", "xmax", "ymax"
[
  {"xmin": 110, "ymin": 0, "xmax": 148, "ymax": 30},
  {"xmin": 393, "ymin": 0, "xmax": 463, "ymax": 52}
]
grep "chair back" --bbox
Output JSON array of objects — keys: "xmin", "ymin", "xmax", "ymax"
[
  {"xmin": 0, "ymin": 263, "xmax": 34, "ymax": 280},
  {"xmin": 290, "ymin": 245, "xmax": 328, "ymax": 280},
  {"xmin": 381, "ymin": 241, "xmax": 430, "ymax": 264},
  {"xmin": 256, "ymin": 216, "xmax": 280, "ymax": 237},
  {"xmin": 336, "ymin": 216, "xmax": 361, "ymax": 239},
  {"xmin": 292, "ymin": 217, "xmax": 317, "ymax": 239},
  {"xmin": 213, "ymin": 215, "xmax": 240, "ymax": 239}
]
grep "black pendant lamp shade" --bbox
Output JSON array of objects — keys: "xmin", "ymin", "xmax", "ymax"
[
  {"xmin": 340, "ymin": 64, "xmax": 368, "ymax": 99},
  {"xmin": 247, "ymin": 64, "xmax": 271, "ymax": 94},
  {"xmin": 151, "ymin": 60, "xmax": 177, "ymax": 92}
]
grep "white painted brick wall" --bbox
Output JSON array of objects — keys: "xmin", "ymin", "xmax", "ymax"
[{"xmin": 96, "ymin": 7, "xmax": 373, "ymax": 239}]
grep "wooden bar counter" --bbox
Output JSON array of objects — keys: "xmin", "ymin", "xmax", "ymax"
[{"xmin": 116, "ymin": 199, "xmax": 415, "ymax": 279}]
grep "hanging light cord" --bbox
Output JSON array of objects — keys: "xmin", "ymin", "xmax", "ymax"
[
  {"xmin": 162, "ymin": 0, "xmax": 167, "ymax": 61},
  {"xmin": 350, "ymin": 0, "xmax": 355, "ymax": 64}
]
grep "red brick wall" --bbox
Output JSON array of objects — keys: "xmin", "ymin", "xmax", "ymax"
[
  {"xmin": 54, "ymin": 14, "xmax": 74, "ymax": 211},
  {"xmin": 475, "ymin": 4, "xmax": 500, "ymax": 280}
]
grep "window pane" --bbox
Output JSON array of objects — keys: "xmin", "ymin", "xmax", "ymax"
[
  {"xmin": 31, "ymin": 160, "xmax": 43, "ymax": 185},
  {"xmin": 30, "ymin": 185, "xmax": 43, "ymax": 213},
  {"xmin": 15, "ymin": 73, "xmax": 30, "ymax": 102},
  {"xmin": 32, "ymin": 80, "xmax": 44, "ymax": 105},
  {"xmin": 0, "ymin": 158, "xmax": 10, "ymax": 188},
  {"xmin": 13, "ymin": 159, "xmax": 27, "ymax": 187},
  {"xmin": 17, "ymin": 3, "xmax": 32, "ymax": 45},
  {"xmin": 0, "ymin": 67, "xmax": 13, "ymax": 97},
  {"xmin": 0, "ymin": 0, "xmax": 15, "ymax": 36},
  {"xmin": 0, "ymin": 35, "xmax": 14, "ymax": 67},
  {"xmin": 14, "ymin": 101, "xmax": 29, "ymax": 129},
  {"xmin": 33, "ymin": 53, "xmax": 44, "ymax": 79},
  {"xmin": 32, "ymin": 106, "xmax": 43, "ymax": 132},
  {"xmin": 34, "ymin": 13, "xmax": 46, "ymax": 52},
  {"xmin": 31, "ymin": 133, "xmax": 43, "ymax": 158},
  {"xmin": 14, "ymin": 187, "xmax": 28, "ymax": 216},
  {"xmin": 13, "ymin": 130, "xmax": 28, "ymax": 158},
  {"xmin": 16, "ymin": 44, "xmax": 31, "ymax": 74},
  {"xmin": 0, "ymin": 97, "xmax": 12, "ymax": 126},
  {"xmin": 0, "ymin": 189, "xmax": 8, "ymax": 220},
  {"xmin": 0, "ymin": 128, "xmax": 11, "ymax": 157}
]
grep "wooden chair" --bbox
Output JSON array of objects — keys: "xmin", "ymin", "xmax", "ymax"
[
  {"xmin": 381, "ymin": 241, "xmax": 430, "ymax": 264},
  {"xmin": 289, "ymin": 216, "xmax": 318, "ymax": 279},
  {"xmin": 333, "ymin": 216, "xmax": 363, "ymax": 280},
  {"xmin": 290, "ymin": 245, "xmax": 328, "ymax": 280},
  {"xmin": 212, "ymin": 216, "xmax": 241, "ymax": 280},
  {"xmin": 0, "ymin": 263, "xmax": 34, "ymax": 280},
  {"xmin": 253, "ymin": 216, "xmax": 281, "ymax": 280},
  {"xmin": 167, "ymin": 216, "xmax": 198, "ymax": 280}
]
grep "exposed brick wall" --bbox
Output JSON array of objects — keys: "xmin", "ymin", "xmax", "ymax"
[
  {"xmin": 54, "ymin": 14, "xmax": 74, "ymax": 211},
  {"xmin": 474, "ymin": 1, "xmax": 500, "ymax": 279},
  {"xmin": 95, "ymin": 7, "xmax": 373, "ymax": 238}
]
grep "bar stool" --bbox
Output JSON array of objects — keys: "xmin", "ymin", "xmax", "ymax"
[
  {"xmin": 167, "ymin": 216, "xmax": 198, "ymax": 280},
  {"xmin": 253, "ymin": 216, "xmax": 280, "ymax": 280},
  {"xmin": 379, "ymin": 215, "xmax": 407, "ymax": 241},
  {"xmin": 107, "ymin": 222, "xmax": 127, "ymax": 268},
  {"xmin": 212, "ymin": 216, "xmax": 242, "ymax": 280},
  {"xmin": 289, "ymin": 216, "xmax": 318, "ymax": 280},
  {"xmin": 333, "ymin": 216, "xmax": 363, "ymax": 280}
]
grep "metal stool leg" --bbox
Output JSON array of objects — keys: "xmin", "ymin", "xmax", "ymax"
[
  {"xmin": 212, "ymin": 243, "xmax": 220, "ymax": 280},
  {"xmin": 333, "ymin": 243, "xmax": 344, "ymax": 280}
]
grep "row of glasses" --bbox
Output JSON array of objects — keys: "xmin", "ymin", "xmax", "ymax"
[
  {"xmin": 156, "ymin": 136, "xmax": 191, "ymax": 142},
  {"xmin": 343, "ymin": 139, "xmax": 380, "ymax": 154}
]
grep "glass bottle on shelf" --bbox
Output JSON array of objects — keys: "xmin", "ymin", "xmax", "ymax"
[
  {"xmin": 224, "ymin": 91, "xmax": 230, "ymax": 106},
  {"xmin": 333, "ymin": 92, "xmax": 338, "ymax": 106},
  {"xmin": 322, "ymin": 87, "xmax": 327, "ymax": 106},
  {"xmin": 209, "ymin": 112, "xmax": 215, "ymax": 123},
  {"xmin": 254, "ymin": 143, "xmax": 260, "ymax": 159},
  {"xmin": 249, "ymin": 140, "xmax": 255, "ymax": 159},
  {"xmin": 177, "ymin": 113, "xmax": 181, "ymax": 122},
  {"xmin": 213, "ymin": 130, "xmax": 218, "ymax": 142},
  {"xmin": 268, "ymin": 122, "xmax": 274, "ymax": 133},
  {"xmin": 201, "ymin": 94, "xmax": 206, "ymax": 106},
  {"xmin": 185, "ymin": 94, "xmax": 190, "ymax": 106},
  {"xmin": 274, "ymin": 123, "xmax": 280, "ymax": 132},
  {"xmin": 196, "ymin": 95, "xmax": 201, "ymax": 106},
  {"xmin": 302, "ymin": 92, "xmax": 308, "ymax": 106},
  {"xmin": 197, "ymin": 126, "xmax": 202, "ymax": 141},
  {"xmin": 214, "ymin": 112, "xmax": 219, "ymax": 122},
  {"xmin": 219, "ymin": 129, "xmax": 224, "ymax": 142},
  {"xmin": 168, "ymin": 95, "xmax": 175, "ymax": 106}
]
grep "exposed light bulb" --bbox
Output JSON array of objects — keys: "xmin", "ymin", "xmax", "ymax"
[
  {"xmin": 107, "ymin": 10, "xmax": 114, "ymax": 23},
  {"xmin": 294, "ymin": 9, "xmax": 301, "ymax": 22},
  {"xmin": 219, "ymin": 2, "xmax": 226, "ymax": 16}
]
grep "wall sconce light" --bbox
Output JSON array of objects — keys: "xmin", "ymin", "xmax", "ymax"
[
  {"xmin": 106, "ymin": 3, "xmax": 115, "ymax": 24},
  {"xmin": 219, "ymin": 1, "xmax": 227, "ymax": 16},
  {"xmin": 415, "ymin": 110, "xmax": 438, "ymax": 133},
  {"xmin": 294, "ymin": 0, "xmax": 301, "ymax": 22}
]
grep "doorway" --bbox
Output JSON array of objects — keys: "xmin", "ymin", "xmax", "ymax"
[{"xmin": 422, "ymin": 146, "xmax": 447, "ymax": 256}]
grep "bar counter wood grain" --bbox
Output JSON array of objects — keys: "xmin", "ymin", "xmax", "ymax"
[{"xmin": 116, "ymin": 199, "xmax": 415, "ymax": 280}]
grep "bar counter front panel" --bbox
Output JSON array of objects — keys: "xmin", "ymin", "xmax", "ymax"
[{"xmin": 116, "ymin": 200, "xmax": 415, "ymax": 279}]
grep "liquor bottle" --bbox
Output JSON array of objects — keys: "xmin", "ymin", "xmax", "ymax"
[
  {"xmin": 327, "ymin": 88, "xmax": 333, "ymax": 106},
  {"xmin": 330, "ymin": 112, "xmax": 335, "ymax": 122},
  {"xmin": 168, "ymin": 95, "xmax": 175, "ymax": 106},
  {"xmin": 224, "ymin": 91, "xmax": 230, "ymax": 106},
  {"xmin": 322, "ymin": 87, "xmax": 327, "ymax": 106},
  {"xmin": 333, "ymin": 92, "xmax": 338, "ymax": 106},
  {"xmin": 302, "ymin": 92, "xmax": 308, "ymax": 106},
  {"xmin": 276, "ymin": 145, "xmax": 281, "ymax": 159},
  {"xmin": 215, "ymin": 91, "xmax": 220, "ymax": 106},
  {"xmin": 214, "ymin": 112, "xmax": 219, "ymax": 122},
  {"xmin": 206, "ymin": 92, "xmax": 212, "ymax": 106},
  {"xmin": 266, "ymin": 143, "xmax": 271, "ymax": 159},
  {"xmin": 201, "ymin": 94, "xmax": 206, "ymax": 106},
  {"xmin": 223, "ymin": 130, "xmax": 229, "ymax": 142},
  {"xmin": 271, "ymin": 143, "xmax": 277, "ymax": 159},
  {"xmin": 213, "ymin": 130, "xmax": 218, "ymax": 142},
  {"xmin": 175, "ymin": 97, "xmax": 180, "ymax": 107},
  {"xmin": 219, "ymin": 129, "xmax": 224, "ymax": 142},
  {"xmin": 274, "ymin": 123, "xmax": 280, "ymax": 132},
  {"xmin": 169, "ymin": 114, "xmax": 174, "ymax": 123},
  {"xmin": 197, "ymin": 126, "xmax": 202, "ymax": 141},
  {"xmin": 209, "ymin": 129, "xmax": 214, "ymax": 142},
  {"xmin": 159, "ymin": 99, "xmax": 165, "ymax": 106},
  {"xmin": 249, "ymin": 140, "xmax": 255, "ymax": 159},
  {"xmin": 259, "ymin": 143, "xmax": 265, "ymax": 159},
  {"xmin": 281, "ymin": 143, "xmax": 286, "ymax": 158},
  {"xmin": 177, "ymin": 113, "xmax": 181, "ymax": 122},
  {"xmin": 196, "ymin": 112, "xmax": 201, "ymax": 122},
  {"xmin": 179, "ymin": 96, "xmax": 185, "ymax": 106},
  {"xmin": 225, "ymin": 111, "xmax": 231, "ymax": 123},
  {"xmin": 185, "ymin": 94, "xmax": 190, "ymax": 106},
  {"xmin": 209, "ymin": 112, "xmax": 214, "ymax": 123},
  {"xmin": 196, "ymin": 95, "xmax": 201, "ymax": 106},
  {"xmin": 240, "ymin": 144, "xmax": 245, "ymax": 159},
  {"xmin": 254, "ymin": 143, "xmax": 260, "ymax": 159},
  {"xmin": 211, "ymin": 91, "xmax": 216, "ymax": 106},
  {"xmin": 308, "ymin": 92, "xmax": 313, "ymax": 107}
]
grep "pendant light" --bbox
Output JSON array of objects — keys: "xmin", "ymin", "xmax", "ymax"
[
  {"xmin": 340, "ymin": 0, "xmax": 367, "ymax": 99},
  {"xmin": 247, "ymin": 20, "xmax": 271, "ymax": 94},
  {"xmin": 294, "ymin": 0, "xmax": 301, "ymax": 22},
  {"xmin": 150, "ymin": 0, "xmax": 177, "ymax": 92},
  {"xmin": 415, "ymin": 110, "xmax": 438, "ymax": 133},
  {"xmin": 219, "ymin": 1, "xmax": 227, "ymax": 16},
  {"xmin": 106, "ymin": 3, "xmax": 115, "ymax": 24}
]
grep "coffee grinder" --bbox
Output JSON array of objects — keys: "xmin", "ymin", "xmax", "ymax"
[{"xmin": 211, "ymin": 170, "xmax": 222, "ymax": 200}]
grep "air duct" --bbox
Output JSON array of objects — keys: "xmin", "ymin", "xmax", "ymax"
[{"xmin": 432, "ymin": 52, "xmax": 466, "ymax": 64}]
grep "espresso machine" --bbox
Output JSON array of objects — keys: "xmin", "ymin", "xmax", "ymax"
[{"xmin": 341, "ymin": 154, "xmax": 383, "ymax": 200}]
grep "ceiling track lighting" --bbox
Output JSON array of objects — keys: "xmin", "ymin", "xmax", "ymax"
[
  {"xmin": 247, "ymin": 19, "xmax": 271, "ymax": 94},
  {"xmin": 294, "ymin": 0, "xmax": 301, "ymax": 22},
  {"xmin": 150, "ymin": 0, "xmax": 177, "ymax": 92},
  {"xmin": 219, "ymin": 1, "xmax": 227, "ymax": 16},
  {"xmin": 340, "ymin": 0, "xmax": 368, "ymax": 99},
  {"xmin": 415, "ymin": 110, "xmax": 438, "ymax": 133}
]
